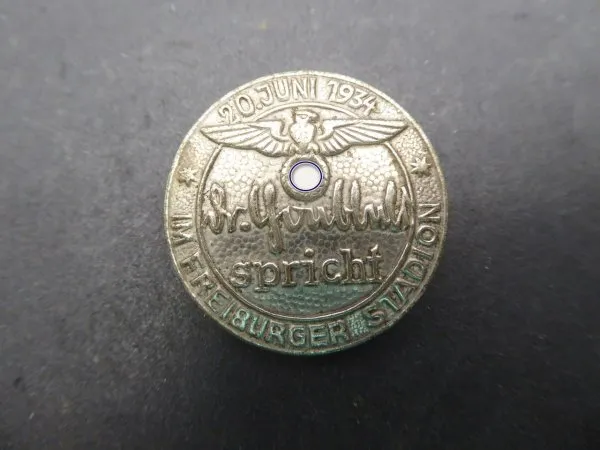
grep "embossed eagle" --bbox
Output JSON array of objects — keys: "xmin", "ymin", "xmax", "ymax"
[{"xmin": 200, "ymin": 108, "xmax": 407, "ymax": 156}]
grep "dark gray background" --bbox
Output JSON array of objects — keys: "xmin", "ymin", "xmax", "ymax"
[{"xmin": 1, "ymin": 0, "xmax": 599, "ymax": 449}]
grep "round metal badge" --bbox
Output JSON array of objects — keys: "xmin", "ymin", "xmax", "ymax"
[{"xmin": 165, "ymin": 71, "xmax": 447, "ymax": 355}]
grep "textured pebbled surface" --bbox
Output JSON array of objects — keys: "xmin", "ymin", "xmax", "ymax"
[{"xmin": 1, "ymin": 0, "xmax": 600, "ymax": 448}]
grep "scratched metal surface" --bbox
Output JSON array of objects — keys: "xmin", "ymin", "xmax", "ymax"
[{"xmin": 1, "ymin": 0, "xmax": 600, "ymax": 448}]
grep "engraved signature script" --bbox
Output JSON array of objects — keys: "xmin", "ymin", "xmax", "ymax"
[{"xmin": 201, "ymin": 179, "xmax": 413, "ymax": 253}]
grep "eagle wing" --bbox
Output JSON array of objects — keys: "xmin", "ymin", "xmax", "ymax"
[
  {"xmin": 317, "ymin": 119, "xmax": 408, "ymax": 156},
  {"xmin": 200, "ymin": 120, "xmax": 292, "ymax": 157}
]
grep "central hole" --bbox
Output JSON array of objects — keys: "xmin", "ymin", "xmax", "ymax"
[{"xmin": 289, "ymin": 161, "xmax": 323, "ymax": 192}]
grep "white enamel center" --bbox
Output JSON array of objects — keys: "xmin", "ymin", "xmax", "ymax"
[{"xmin": 289, "ymin": 161, "xmax": 323, "ymax": 192}]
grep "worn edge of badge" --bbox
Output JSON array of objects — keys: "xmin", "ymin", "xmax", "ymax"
[{"xmin": 164, "ymin": 70, "xmax": 449, "ymax": 356}]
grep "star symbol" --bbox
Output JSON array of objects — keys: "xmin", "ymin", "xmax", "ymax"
[
  {"xmin": 410, "ymin": 156, "xmax": 431, "ymax": 176},
  {"xmin": 178, "ymin": 167, "xmax": 198, "ymax": 186}
]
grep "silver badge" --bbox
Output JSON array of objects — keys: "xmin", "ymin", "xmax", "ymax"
[{"xmin": 165, "ymin": 71, "xmax": 447, "ymax": 354}]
